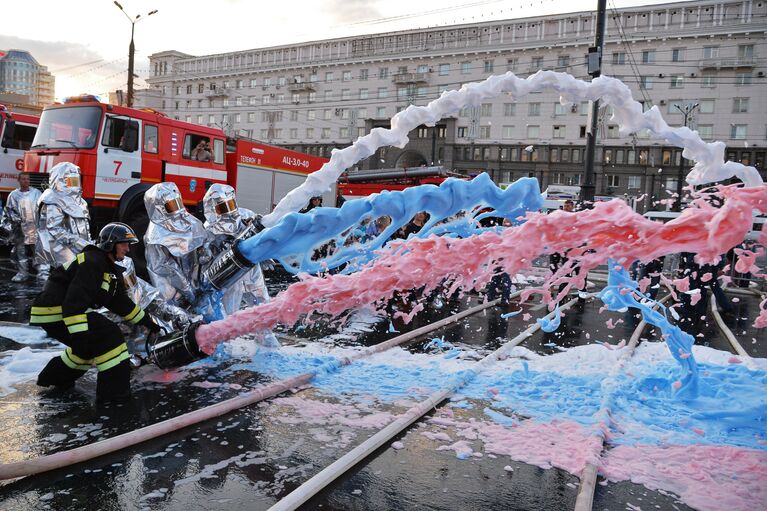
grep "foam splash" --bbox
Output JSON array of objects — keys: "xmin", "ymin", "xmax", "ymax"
[
  {"xmin": 598, "ymin": 261, "xmax": 698, "ymax": 397},
  {"xmin": 262, "ymin": 71, "xmax": 762, "ymax": 228},
  {"xmin": 239, "ymin": 174, "xmax": 542, "ymax": 274},
  {"xmin": 196, "ymin": 185, "xmax": 767, "ymax": 354}
]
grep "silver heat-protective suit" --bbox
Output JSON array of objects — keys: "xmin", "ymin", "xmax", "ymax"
[
  {"xmin": 116, "ymin": 256, "xmax": 193, "ymax": 334},
  {"xmin": 1, "ymin": 185, "xmax": 42, "ymax": 280},
  {"xmin": 202, "ymin": 183, "xmax": 271, "ymax": 315},
  {"xmin": 144, "ymin": 182, "xmax": 210, "ymax": 306},
  {"xmin": 35, "ymin": 162, "xmax": 91, "ymax": 269}
]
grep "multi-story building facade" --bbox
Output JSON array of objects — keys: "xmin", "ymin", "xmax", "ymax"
[
  {"xmin": 0, "ymin": 49, "xmax": 55, "ymax": 108},
  {"xmin": 146, "ymin": 0, "xmax": 766, "ymax": 202}
]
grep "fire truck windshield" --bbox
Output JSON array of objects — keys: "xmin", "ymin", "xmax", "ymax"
[{"xmin": 31, "ymin": 106, "xmax": 102, "ymax": 150}]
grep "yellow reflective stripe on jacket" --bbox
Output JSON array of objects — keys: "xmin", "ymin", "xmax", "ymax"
[
  {"xmin": 30, "ymin": 306, "xmax": 63, "ymax": 324},
  {"xmin": 101, "ymin": 272, "xmax": 113, "ymax": 292},
  {"xmin": 63, "ymin": 313, "xmax": 88, "ymax": 334},
  {"xmin": 63, "ymin": 252, "xmax": 85, "ymax": 270},
  {"xmin": 60, "ymin": 348, "xmax": 91, "ymax": 371},
  {"xmin": 94, "ymin": 343, "xmax": 130, "ymax": 372},
  {"xmin": 124, "ymin": 305, "xmax": 145, "ymax": 325}
]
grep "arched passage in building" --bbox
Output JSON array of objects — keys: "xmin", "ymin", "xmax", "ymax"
[{"xmin": 394, "ymin": 150, "xmax": 428, "ymax": 168}]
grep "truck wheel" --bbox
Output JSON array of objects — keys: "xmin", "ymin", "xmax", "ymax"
[{"xmin": 125, "ymin": 207, "xmax": 150, "ymax": 281}]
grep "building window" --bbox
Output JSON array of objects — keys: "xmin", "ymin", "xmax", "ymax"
[
  {"xmin": 526, "ymin": 125, "xmax": 540, "ymax": 138},
  {"xmin": 579, "ymin": 126, "xmax": 587, "ymax": 138},
  {"xmin": 504, "ymin": 103, "xmax": 516, "ymax": 116},
  {"xmin": 604, "ymin": 149, "xmax": 613, "ymax": 164},
  {"xmin": 736, "ymin": 72, "xmax": 752, "ymax": 86},
  {"xmin": 262, "ymin": 95, "xmax": 270, "ymax": 105},
  {"xmin": 340, "ymin": 127, "xmax": 349, "ymax": 138},
  {"xmin": 483, "ymin": 60, "xmax": 494, "ymax": 73},
  {"xmin": 457, "ymin": 126, "xmax": 468, "ymax": 138},
  {"xmin": 697, "ymin": 125, "xmax": 713, "ymax": 139},
  {"xmin": 701, "ymin": 74, "xmax": 716, "ymax": 88},
  {"xmin": 607, "ymin": 175, "xmax": 620, "ymax": 188},
  {"xmin": 607, "ymin": 125, "xmax": 619, "ymax": 138},
  {"xmin": 325, "ymin": 72, "xmax": 334, "ymax": 83},
  {"xmin": 263, "ymin": 77, "xmax": 271, "ymax": 86},
  {"xmin": 234, "ymin": 113, "xmax": 241, "ymax": 123},
  {"xmin": 702, "ymin": 46, "xmax": 719, "ymax": 59},
  {"xmin": 528, "ymin": 103, "xmax": 541, "ymax": 116},
  {"xmin": 323, "ymin": 109, "xmax": 331, "ymax": 120},
  {"xmin": 730, "ymin": 125, "xmax": 747, "ymax": 139},
  {"xmin": 479, "ymin": 126, "xmax": 491, "ymax": 138},
  {"xmin": 699, "ymin": 100, "xmax": 715, "ymax": 113},
  {"xmin": 308, "ymin": 92, "xmax": 316, "ymax": 103},
  {"xmin": 671, "ymin": 48, "xmax": 684, "ymax": 62},
  {"xmin": 638, "ymin": 149, "xmax": 648, "ymax": 165},
  {"xmin": 376, "ymin": 107, "xmax": 386, "ymax": 118},
  {"xmin": 461, "ymin": 61, "xmax": 471, "ymax": 74},
  {"xmin": 378, "ymin": 87, "xmax": 388, "ymax": 99},
  {"xmin": 641, "ymin": 50, "xmax": 655, "ymax": 64},
  {"xmin": 321, "ymin": 128, "xmax": 330, "ymax": 139},
  {"xmin": 627, "ymin": 175, "xmax": 641, "ymax": 189},
  {"xmin": 359, "ymin": 69, "xmax": 368, "ymax": 81},
  {"xmin": 439, "ymin": 63, "xmax": 450, "ymax": 76},
  {"xmin": 611, "ymin": 52, "xmax": 626, "ymax": 65},
  {"xmin": 640, "ymin": 76, "xmax": 653, "ymax": 89},
  {"xmin": 359, "ymin": 88, "xmax": 369, "ymax": 100},
  {"xmin": 276, "ymin": 94, "xmax": 285, "ymax": 104},
  {"xmin": 306, "ymin": 128, "xmax": 314, "ymax": 139},
  {"xmin": 502, "ymin": 126, "xmax": 514, "ymax": 139},
  {"xmin": 307, "ymin": 110, "xmax": 316, "ymax": 121},
  {"xmin": 480, "ymin": 103, "xmax": 492, "ymax": 116},
  {"xmin": 553, "ymin": 125, "xmax": 566, "ymax": 138},
  {"xmin": 379, "ymin": 67, "xmax": 388, "ymax": 79},
  {"xmin": 552, "ymin": 172, "xmax": 565, "ymax": 184},
  {"xmin": 738, "ymin": 44, "xmax": 754, "ymax": 60},
  {"xmin": 324, "ymin": 90, "xmax": 333, "ymax": 101},
  {"xmin": 342, "ymin": 71, "xmax": 352, "ymax": 82},
  {"xmin": 531, "ymin": 56, "xmax": 543, "ymax": 69},
  {"xmin": 506, "ymin": 58, "xmax": 517, "ymax": 71},
  {"xmin": 557, "ymin": 55, "xmax": 570, "ymax": 67},
  {"xmin": 249, "ymin": 79, "xmax": 257, "ymax": 88},
  {"xmin": 416, "ymin": 127, "xmax": 429, "ymax": 138},
  {"xmin": 290, "ymin": 110, "xmax": 299, "ymax": 121},
  {"xmin": 733, "ymin": 98, "xmax": 749, "ymax": 113},
  {"xmin": 670, "ymin": 75, "xmax": 684, "ymax": 88}
]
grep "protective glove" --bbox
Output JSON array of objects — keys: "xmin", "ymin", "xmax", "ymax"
[{"xmin": 138, "ymin": 313, "xmax": 162, "ymax": 334}]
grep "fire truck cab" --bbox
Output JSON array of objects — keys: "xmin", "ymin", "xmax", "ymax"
[
  {"xmin": 0, "ymin": 105, "xmax": 38, "ymax": 198},
  {"xmin": 25, "ymin": 95, "xmax": 227, "ymax": 229}
]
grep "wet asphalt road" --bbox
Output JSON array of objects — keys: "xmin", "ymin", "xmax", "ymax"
[{"xmin": 0, "ymin": 258, "xmax": 760, "ymax": 511}]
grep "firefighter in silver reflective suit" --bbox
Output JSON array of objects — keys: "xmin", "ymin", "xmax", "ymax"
[
  {"xmin": 115, "ymin": 256, "xmax": 193, "ymax": 335},
  {"xmin": 202, "ymin": 184, "xmax": 272, "ymax": 314},
  {"xmin": 144, "ymin": 182, "xmax": 210, "ymax": 307},
  {"xmin": 202, "ymin": 184, "xmax": 278, "ymax": 345},
  {"xmin": 1, "ymin": 172, "xmax": 42, "ymax": 281},
  {"xmin": 35, "ymin": 162, "xmax": 91, "ymax": 275}
]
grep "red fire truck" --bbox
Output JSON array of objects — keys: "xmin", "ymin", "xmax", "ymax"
[
  {"xmin": 24, "ymin": 95, "xmax": 330, "ymax": 233},
  {"xmin": 24, "ymin": 95, "xmax": 330, "ymax": 274},
  {"xmin": 0, "ymin": 105, "xmax": 38, "ymax": 199}
]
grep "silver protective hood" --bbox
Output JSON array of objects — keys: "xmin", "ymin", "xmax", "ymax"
[
  {"xmin": 203, "ymin": 183, "xmax": 242, "ymax": 236},
  {"xmin": 144, "ymin": 182, "xmax": 207, "ymax": 257},
  {"xmin": 4, "ymin": 187, "xmax": 42, "ymax": 245},
  {"xmin": 39, "ymin": 162, "xmax": 89, "ymax": 218}
]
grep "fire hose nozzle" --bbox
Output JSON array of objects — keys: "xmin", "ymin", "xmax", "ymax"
[{"xmin": 145, "ymin": 322, "xmax": 205, "ymax": 369}]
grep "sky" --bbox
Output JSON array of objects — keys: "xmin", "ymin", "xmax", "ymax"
[{"xmin": 3, "ymin": 0, "xmax": 678, "ymax": 100}]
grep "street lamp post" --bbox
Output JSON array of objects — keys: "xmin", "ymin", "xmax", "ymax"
[
  {"xmin": 672, "ymin": 102, "xmax": 699, "ymax": 211},
  {"xmin": 113, "ymin": 2, "xmax": 157, "ymax": 108}
]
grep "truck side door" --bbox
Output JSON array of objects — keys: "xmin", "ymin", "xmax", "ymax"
[{"xmin": 95, "ymin": 115, "xmax": 142, "ymax": 201}]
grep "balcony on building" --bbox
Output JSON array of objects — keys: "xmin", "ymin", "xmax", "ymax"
[
  {"xmin": 205, "ymin": 88, "xmax": 230, "ymax": 98},
  {"xmin": 287, "ymin": 80, "xmax": 316, "ymax": 93},
  {"xmin": 392, "ymin": 72, "xmax": 430, "ymax": 85},
  {"xmin": 698, "ymin": 57, "xmax": 756, "ymax": 69}
]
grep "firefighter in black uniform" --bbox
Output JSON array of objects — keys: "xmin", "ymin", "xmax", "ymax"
[{"xmin": 32, "ymin": 222, "xmax": 161, "ymax": 401}]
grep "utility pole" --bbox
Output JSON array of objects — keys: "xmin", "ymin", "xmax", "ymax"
[
  {"xmin": 582, "ymin": 0, "xmax": 607, "ymax": 204},
  {"xmin": 673, "ymin": 102, "xmax": 699, "ymax": 211},
  {"xmin": 114, "ymin": 2, "xmax": 157, "ymax": 107}
]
